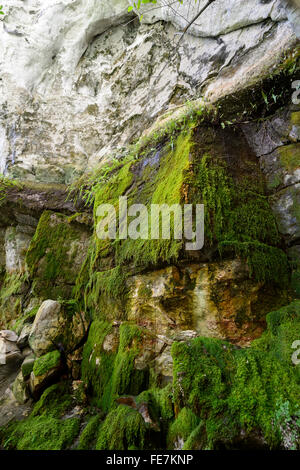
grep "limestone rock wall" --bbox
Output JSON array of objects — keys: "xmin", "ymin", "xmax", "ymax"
[
  {"xmin": 0, "ymin": 0, "xmax": 298, "ymax": 183},
  {"xmin": 0, "ymin": 0, "xmax": 300, "ymax": 451}
]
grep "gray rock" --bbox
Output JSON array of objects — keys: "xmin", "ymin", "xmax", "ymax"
[
  {"xmin": 28, "ymin": 300, "xmax": 62, "ymax": 357},
  {"xmin": 29, "ymin": 299, "xmax": 88, "ymax": 357},
  {"xmin": 0, "ymin": 332, "xmax": 23, "ymax": 383},
  {"xmin": 17, "ymin": 324, "xmax": 33, "ymax": 350},
  {"xmin": 12, "ymin": 371, "xmax": 29, "ymax": 405}
]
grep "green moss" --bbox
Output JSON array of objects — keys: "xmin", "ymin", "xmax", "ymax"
[
  {"xmin": 21, "ymin": 358, "xmax": 35, "ymax": 378},
  {"xmin": 82, "ymin": 321, "xmax": 147, "ymax": 411},
  {"xmin": 0, "ymin": 176, "xmax": 19, "ymax": 206},
  {"xmin": 86, "ymin": 266, "xmax": 128, "ymax": 311},
  {"xmin": 278, "ymin": 144, "xmax": 300, "ymax": 173},
  {"xmin": 13, "ymin": 306, "xmax": 39, "ymax": 335},
  {"xmin": 25, "ymin": 210, "xmax": 85, "ymax": 299},
  {"xmin": 191, "ymin": 154, "xmax": 288, "ymax": 284},
  {"xmin": 77, "ymin": 415, "xmax": 102, "ymax": 450},
  {"xmin": 171, "ymin": 301, "xmax": 300, "ymax": 449},
  {"xmin": 32, "ymin": 383, "xmax": 73, "ymax": 418},
  {"xmin": 182, "ymin": 422, "xmax": 206, "ymax": 450},
  {"xmin": 167, "ymin": 408, "xmax": 200, "ymax": 448},
  {"xmin": 0, "ymin": 272, "xmax": 28, "ymax": 327},
  {"xmin": 33, "ymin": 350, "xmax": 61, "ymax": 377},
  {"xmin": 1, "ymin": 416, "xmax": 80, "ymax": 450},
  {"xmin": 137, "ymin": 384, "xmax": 174, "ymax": 424},
  {"xmin": 0, "ymin": 383, "xmax": 79, "ymax": 450},
  {"xmin": 96, "ymin": 405, "xmax": 147, "ymax": 450},
  {"xmin": 220, "ymin": 241, "xmax": 289, "ymax": 284}
]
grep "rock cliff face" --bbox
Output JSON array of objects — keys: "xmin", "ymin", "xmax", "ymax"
[{"xmin": 0, "ymin": 0, "xmax": 300, "ymax": 451}]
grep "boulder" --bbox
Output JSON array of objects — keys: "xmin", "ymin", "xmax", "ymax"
[
  {"xmin": 17, "ymin": 324, "xmax": 33, "ymax": 350},
  {"xmin": 28, "ymin": 300, "xmax": 62, "ymax": 357},
  {"xmin": 29, "ymin": 300, "xmax": 88, "ymax": 357},
  {"xmin": 29, "ymin": 350, "xmax": 63, "ymax": 398},
  {"xmin": 0, "ymin": 330, "xmax": 22, "ymax": 381}
]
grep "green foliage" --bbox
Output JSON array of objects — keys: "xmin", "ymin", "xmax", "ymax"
[
  {"xmin": 96, "ymin": 405, "xmax": 147, "ymax": 450},
  {"xmin": 0, "ymin": 383, "xmax": 79, "ymax": 450},
  {"xmin": 77, "ymin": 415, "xmax": 102, "ymax": 450},
  {"xmin": 167, "ymin": 408, "xmax": 200, "ymax": 448},
  {"xmin": 25, "ymin": 210, "xmax": 84, "ymax": 299},
  {"xmin": 171, "ymin": 301, "xmax": 300, "ymax": 449},
  {"xmin": 192, "ymin": 154, "xmax": 288, "ymax": 284},
  {"xmin": 0, "ymin": 176, "xmax": 18, "ymax": 205},
  {"xmin": 1, "ymin": 416, "xmax": 80, "ymax": 450},
  {"xmin": 137, "ymin": 384, "xmax": 174, "ymax": 424},
  {"xmin": 33, "ymin": 350, "xmax": 61, "ymax": 377}
]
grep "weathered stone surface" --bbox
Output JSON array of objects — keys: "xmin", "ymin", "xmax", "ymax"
[
  {"xmin": 0, "ymin": 1, "xmax": 298, "ymax": 183},
  {"xmin": 0, "ymin": 330, "xmax": 18, "ymax": 342},
  {"xmin": 243, "ymin": 106, "xmax": 300, "ymax": 244},
  {"xmin": 29, "ymin": 365, "xmax": 62, "ymax": 399},
  {"xmin": 17, "ymin": 323, "xmax": 33, "ymax": 350},
  {"xmin": 4, "ymin": 227, "xmax": 32, "ymax": 273},
  {"xmin": 127, "ymin": 260, "xmax": 287, "ymax": 346},
  {"xmin": 29, "ymin": 300, "xmax": 88, "ymax": 357},
  {"xmin": 0, "ymin": 330, "xmax": 22, "ymax": 382},
  {"xmin": 28, "ymin": 300, "xmax": 62, "ymax": 356},
  {"xmin": 270, "ymin": 184, "xmax": 300, "ymax": 241},
  {"xmin": 12, "ymin": 371, "xmax": 29, "ymax": 405},
  {"xmin": 21, "ymin": 354, "xmax": 35, "ymax": 380},
  {"xmin": 26, "ymin": 210, "xmax": 91, "ymax": 299}
]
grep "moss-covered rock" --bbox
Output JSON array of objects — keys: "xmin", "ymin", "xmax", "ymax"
[
  {"xmin": 26, "ymin": 210, "xmax": 90, "ymax": 299},
  {"xmin": 33, "ymin": 350, "xmax": 61, "ymax": 377},
  {"xmin": 0, "ymin": 383, "xmax": 80, "ymax": 450},
  {"xmin": 82, "ymin": 321, "xmax": 149, "ymax": 411},
  {"xmin": 95, "ymin": 404, "xmax": 147, "ymax": 450},
  {"xmin": 171, "ymin": 301, "xmax": 300, "ymax": 450}
]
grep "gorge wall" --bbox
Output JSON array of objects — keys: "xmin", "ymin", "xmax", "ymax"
[{"xmin": 0, "ymin": 0, "xmax": 300, "ymax": 451}]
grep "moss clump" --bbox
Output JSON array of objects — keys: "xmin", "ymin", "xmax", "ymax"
[
  {"xmin": 171, "ymin": 301, "xmax": 300, "ymax": 450},
  {"xmin": 82, "ymin": 321, "xmax": 148, "ymax": 411},
  {"xmin": 0, "ymin": 176, "xmax": 19, "ymax": 206},
  {"xmin": 114, "ymin": 131, "xmax": 192, "ymax": 269},
  {"xmin": 278, "ymin": 144, "xmax": 300, "ymax": 173},
  {"xmin": 137, "ymin": 384, "xmax": 174, "ymax": 424},
  {"xmin": 77, "ymin": 415, "xmax": 102, "ymax": 450},
  {"xmin": 85, "ymin": 266, "xmax": 128, "ymax": 312},
  {"xmin": 220, "ymin": 241, "xmax": 289, "ymax": 284},
  {"xmin": 0, "ymin": 383, "xmax": 79, "ymax": 450},
  {"xmin": 167, "ymin": 408, "xmax": 200, "ymax": 449},
  {"xmin": 33, "ymin": 350, "xmax": 61, "ymax": 377},
  {"xmin": 81, "ymin": 320, "xmax": 114, "ymax": 408},
  {"xmin": 25, "ymin": 210, "xmax": 85, "ymax": 299},
  {"xmin": 96, "ymin": 405, "xmax": 147, "ymax": 450}
]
